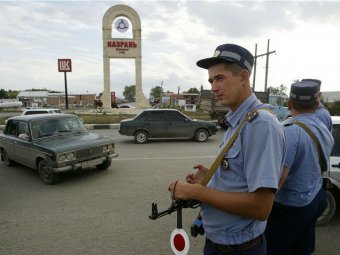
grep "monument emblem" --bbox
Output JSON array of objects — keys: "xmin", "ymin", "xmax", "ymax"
[
  {"xmin": 102, "ymin": 4, "xmax": 149, "ymax": 108},
  {"xmin": 115, "ymin": 18, "xmax": 129, "ymax": 33}
]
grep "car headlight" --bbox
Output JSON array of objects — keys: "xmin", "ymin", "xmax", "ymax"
[
  {"xmin": 103, "ymin": 144, "xmax": 114, "ymax": 152},
  {"xmin": 66, "ymin": 152, "xmax": 75, "ymax": 160},
  {"xmin": 58, "ymin": 152, "xmax": 75, "ymax": 163},
  {"xmin": 59, "ymin": 154, "xmax": 66, "ymax": 162}
]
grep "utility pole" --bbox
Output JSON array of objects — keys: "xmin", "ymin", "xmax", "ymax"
[
  {"xmin": 252, "ymin": 43, "xmax": 258, "ymax": 91},
  {"xmin": 253, "ymin": 39, "xmax": 276, "ymax": 92}
]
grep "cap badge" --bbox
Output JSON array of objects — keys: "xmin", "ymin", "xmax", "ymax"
[{"xmin": 213, "ymin": 50, "xmax": 220, "ymax": 57}]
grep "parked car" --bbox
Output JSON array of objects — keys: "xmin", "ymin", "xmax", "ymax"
[
  {"xmin": 118, "ymin": 104, "xmax": 135, "ymax": 109},
  {"xmin": 317, "ymin": 116, "xmax": 340, "ymax": 225},
  {"xmin": 0, "ymin": 114, "xmax": 118, "ymax": 185},
  {"xmin": 119, "ymin": 109, "xmax": 218, "ymax": 144},
  {"xmin": 21, "ymin": 108, "xmax": 63, "ymax": 115}
]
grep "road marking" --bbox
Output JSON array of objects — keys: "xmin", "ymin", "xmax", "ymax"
[{"xmin": 114, "ymin": 155, "xmax": 216, "ymax": 161}]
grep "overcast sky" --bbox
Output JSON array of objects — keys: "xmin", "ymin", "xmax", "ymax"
[{"xmin": 1, "ymin": 0, "xmax": 340, "ymax": 98}]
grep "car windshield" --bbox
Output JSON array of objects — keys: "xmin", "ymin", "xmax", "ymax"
[{"xmin": 30, "ymin": 116, "xmax": 86, "ymax": 139}]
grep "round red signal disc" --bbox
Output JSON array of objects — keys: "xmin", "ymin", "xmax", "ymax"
[{"xmin": 170, "ymin": 228, "xmax": 190, "ymax": 255}]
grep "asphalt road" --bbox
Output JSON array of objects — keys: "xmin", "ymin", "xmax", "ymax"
[{"xmin": 0, "ymin": 129, "xmax": 339, "ymax": 255}]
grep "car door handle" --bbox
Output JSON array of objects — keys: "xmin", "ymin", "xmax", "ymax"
[{"xmin": 331, "ymin": 163, "xmax": 340, "ymax": 168}]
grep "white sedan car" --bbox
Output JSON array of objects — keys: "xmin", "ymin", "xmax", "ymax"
[{"xmin": 318, "ymin": 116, "xmax": 340, "ymax": 225}]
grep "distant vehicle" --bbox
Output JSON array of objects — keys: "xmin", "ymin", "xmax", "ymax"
[
  {"xmin": 119, "ymin": 109, "xmax": 218, "ymax": 144},
  {"xmin": 268, "ymin": 94, "xmax": 291, "ymax": 121},
  {"xmin": 0, "ymin": 101, "xmax": 22, "ymax": 109},
  {"xmin": 200, "ymin": 91, "xmax": 291, "ymax": 125},
  {"xmin": 0, "ymin": 114, "xmax": 118, "ymax": 184},
  {"xmin": 118, "ymin": 104, "xmax": 135, "ymax": 109},
  {"xmin": 21, "ymin": 108, "xmax": 63, "ymax": 115},
  {"xmin": 317, "ymin": 116, "xmax": 340, "ymax": 225}
]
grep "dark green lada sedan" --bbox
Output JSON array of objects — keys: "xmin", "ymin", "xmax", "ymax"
[
  {"xmin": 119, "ymin": 109, "xmax": 218, "ymax": 144},
  {"xmin": 0, "ymin": 114, "xmax": 118, "ymax": 184}
]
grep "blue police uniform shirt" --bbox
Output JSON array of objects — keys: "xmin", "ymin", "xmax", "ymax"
[
  {"xmin": 201, "ymin": 93, "xmax": 285, "ymax": 245},
  {"xmin": 316, "ymin": 103, "xmax": 332, "ymax": 132},
  {"xmin": 276, "ymin": 113, "xmax": 334, "ymax": 207}
]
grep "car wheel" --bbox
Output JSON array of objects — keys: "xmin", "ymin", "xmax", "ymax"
[
  {"xmin": 134, "ymin": 130, "xmax": 149, "ymax": 144},
  {"xmin": 194, "ymin": 129, "xmax": 209, "ymax": 142},
  {"xmin": 317, "ymin": 190, "xmax": 336, "ymax": 226},
  {"xmin": 96, "ymin": 160, "xmax": 111, "ymax": 170},
  {"xmin": 1, "ymin": 149, "xmax": 15, "ymax": 166},
  {"xmin": 38, "ymin": 159, "xmax": 60, "ymax": 185}
]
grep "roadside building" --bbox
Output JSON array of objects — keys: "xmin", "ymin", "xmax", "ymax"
[
  {"xmin": 160, "ymin": 92, "xmax": 200, "ymax": 106},
  {"xmin": 16, "ymin": 91, "xmax": 96, "ymax": 108},
  {"xmin": 322, "ymin": 91, "xmax": 340, "ymax": 103},
  {"xmin": 16, "ymin": 91, "xmax": 49, "ymax": 108}
]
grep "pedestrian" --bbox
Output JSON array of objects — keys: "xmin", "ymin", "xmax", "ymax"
[
  {"xmin": 265, "ymin": 81, "xmax": 334, "ymax": 255},
  {"xmin": 168, "ymin": 44, "xmax": 285, "ymax": 255},
  {"xmin": 301, "ymin": 78, "xmax": 332, "ymax": 132}
]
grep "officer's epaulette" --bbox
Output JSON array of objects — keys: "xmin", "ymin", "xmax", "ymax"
[
  {"xmin": 247, "ymin": 107, "xmax": 274, "ymax": 123},
  {"xmin": 282, "ymin": 117, "xmax": 294, "ymax": 126}
]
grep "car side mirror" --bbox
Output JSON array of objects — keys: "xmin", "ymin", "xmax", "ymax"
[{"xmin": 18, "ymin": 133, "xmax": 30, "ymax": 140}]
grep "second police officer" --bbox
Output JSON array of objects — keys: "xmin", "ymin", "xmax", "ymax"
[{"xmin": 265, "ymin": 80, "xmax": 334, "ymax": 255}]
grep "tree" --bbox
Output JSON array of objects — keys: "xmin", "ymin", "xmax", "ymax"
[
  {"xmin": 123, "ymin": 85, "xmax": 136, "ymax": 102},
  {"xmin": 267, "ymin": 84, "xmax": 287, "ymax": 95},
  {"xmin": 326, "ymin": 101, "xmax": 340, "ymax": 116},
  {"xmin": 186, "ymin": 87, "xmax": 200, "ymax": 94},
  {"xmin": 0, "ymin": 89, "xmax": 9, "ymax": 99},
  {"xmin": 149, "ymin": 86, "xmax": 163, "ymax": 100},
  {"xmin": 8, "ymin": 90, "xmax": 20, "ymax": 99}
]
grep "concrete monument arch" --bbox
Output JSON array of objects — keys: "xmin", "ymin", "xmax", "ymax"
[{"xmin": 102, "ymin": 4, "xmax": 149, "ymax": 108}]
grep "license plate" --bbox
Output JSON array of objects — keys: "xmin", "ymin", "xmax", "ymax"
[{"xmin": 81, "ymin": 158, "xmax": 103, "ymax": 168}]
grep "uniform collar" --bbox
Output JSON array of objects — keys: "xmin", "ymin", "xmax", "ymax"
[
  {"xmin": 225, "ymin": 93, "xmax": 258, "ymax": 129},
  {"xmin": 294, "ymin": 113, "xmax": 317, "ymax": 121}
]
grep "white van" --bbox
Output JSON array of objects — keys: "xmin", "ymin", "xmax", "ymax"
[{"xmin": 21, "ymin": 108, "xmax": 63, "ymax": 115}]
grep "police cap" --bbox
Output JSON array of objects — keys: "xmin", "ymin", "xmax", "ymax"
[
  {"xmin": 196, "ymin": 44, "xmax": 254, "ymax": 74},
  {"xmin": 301, "ymin": 78, "xmax": 321, "ymax": 91},
  {"xmin": 290, "ymin": 81, "xmax": 319, "ymax": 104}
]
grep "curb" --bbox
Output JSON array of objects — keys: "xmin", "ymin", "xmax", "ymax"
[
  {"xmin": 85, "ymin": 124, "xmax": 120, "ymax": 130},
  {"xmin": 0, "ymin": 124, "xmax": 120, "ymax": 131}
]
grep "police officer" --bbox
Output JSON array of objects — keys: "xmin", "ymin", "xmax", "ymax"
[
  {"xmin": 168, "ymin": 44, "xmax": 285, "ymax": 255},
  {"xmin": 265, "ymin": 81, "xmax": 334, "ymax": 255},
  {"xmin": 301, "ymin": 78, "xmax": 332, "ymax": 132},
  {"xmin": 300, "ymin": 78, "xmax": 333, "ymax": 254}
]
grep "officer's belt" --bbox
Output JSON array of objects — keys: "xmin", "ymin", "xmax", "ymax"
[{"xmin": 208, "ymin": 234, "xmax": 262, "ymax": 253}]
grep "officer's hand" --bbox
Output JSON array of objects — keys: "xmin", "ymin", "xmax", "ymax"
[
  {"xmin": 186, "ymin": 164, "xmax": 208, "ymax": 184},
  {"xmin": 168, "ymin": 181, "xmax": 202, "ymax": 201}
]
